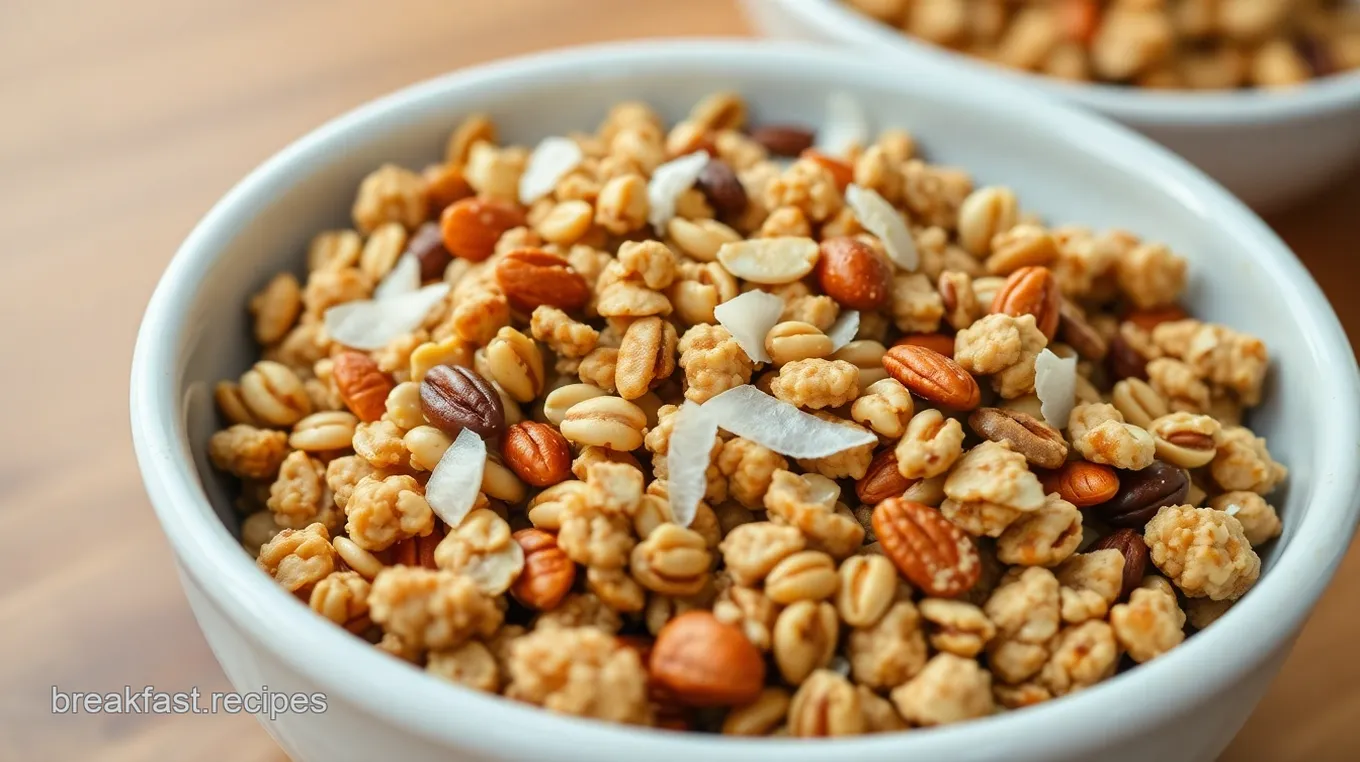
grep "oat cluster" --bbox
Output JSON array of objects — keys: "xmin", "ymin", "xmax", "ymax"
[{"xmin": 208, "ymin": 92, "xmax": 1284, "ymax": 736}]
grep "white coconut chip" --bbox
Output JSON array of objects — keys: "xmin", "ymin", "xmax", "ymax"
[
  {"xmin": 1224, "ymin": 503, "xmax": 1242, "ymax": 517},
  {"xmin": 846, "ymin": 184, "xmax": 918, "ymax": 271},
  {"xmin": 372, "ymin": 253, "xmax": 420, "ymax": 301},
  {"xmin": 665, "ymin": 401, "xmax": 719, "ymax": 528},
  {"xmin": 424, "ymin": 428, "xmax": 486, "ymax": 529},
  {"xmin": 648, "ymin": 151, "xmax": 710, "ymax": 233},
  {"xmin": 702, "ymin": 385, "xmax": 877, "ymax": 459},
  {"xmin": 323, "ymin": 282, "xmax": 450, "ymax": 351},
  {"xmin": 815, "ymin": 92, "xmax": 870, "ymax": 158},
  {"xmin": 518, "ymin": 136, "xmax": 583, "ymax": 206},
  {"xmin": 1034, "ymin": 348, "xmax": 1078, "ymax": 429},
  {"xmin": 713, "ymin": 289, "xmax": 785, "ymax": 364},
  {"xmin": 826, "ymin": 310, "xmax": 860, "ymax": 351}
]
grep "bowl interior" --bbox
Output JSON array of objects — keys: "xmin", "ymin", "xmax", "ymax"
[{"xmin": 138, "ymin": 41, "xmax": 1359, "ymax": 761}]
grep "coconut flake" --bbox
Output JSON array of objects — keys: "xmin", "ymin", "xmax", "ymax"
[
  {"xmin": 372, "ymin": 253, "xmax": 420, "ymax": 301},
  {"xmin": 1224, "ymin": 503, "xmax": 1242, "ymax": 517},
  {"xmin": 846, "ymin": 184, "xmax": 918, "ymax": 271},
  {"xmin": 1035, "ymin": 348, "xmax": 1078, "ymax": 429},
  {"xmin": 826, "ymin": 310, "xmax": 860, "ymax": 351},
  {"xmin": 518, "ymin": 136, "xmax": 583, "ymax": 206},
  {"xmin": 713, "ymin": 289, "xmax": 785, "ymax": 364},
  {"xmin": 702, "ymin": 385, "xmax": 877, "ymax": 459},
  {"xmin": 815, "ymin": 92, "xmax": 870, "ymax": 157},
  {"xmin": 323, "ymin": 282, "xmax": 449, "ymax": 351},
  {"xmin": 648, "ymin": 151, "xmax": 710, "ymax": 232},
  {"xmin": 425, "ymin": 428, "xmax": 486, "ymax": 529},
  {"xmin": 665, "ymin": 401, "xmax": 719, "ymax": 528}
]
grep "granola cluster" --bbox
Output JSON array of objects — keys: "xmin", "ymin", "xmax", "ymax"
[{"xmin": 209, "ymin": 92, "xmax": 1284, "ymax": 736}]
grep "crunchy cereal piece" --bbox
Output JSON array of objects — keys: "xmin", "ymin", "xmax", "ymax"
[
  {"xmin": 617, "ymin": 240, "xmax": 678, "ymax": 290},
  {"xmin": 1110, "ymin": 584, "xmax": 1186, "ymax": 662},
  {"xmin": 984, "ymin": 567, "xmax": 1061, "ymax": 683},
  {"xmin": 796, "ymin": 414, "xmax": 875, "ymax": 480},
  {"xmin": 584, "ymin": 461, "xmax": 644, "ymax": 517},
  {"xmin": 241, "ymin": 510, "xmax": 285, "ymax": 555},
  {"xmin": 889, "ymin": 273, "xmax": 945, "ymax": 333},
  {"xmin": 249, "ymin": 273, "xmax": 303, "ymax": 346},
  {"xmin": 444, "ymin": 289, "xmax": 511, "ymax": 347},
  {"xmin": 954, "ymin": 313, "xmax": 1023, "ymax": 374},
  {"xmin": 1068, "ymin": 402, "xmax": 1155, "ymax": 470},
  {"xmin": 1145, "ymin": 504, "xmax": 1260, "ymax": 600},
  {"xmin": 850, "ymin": 378, "xmax": 914, "ymax": 439},
  {"xmin": 918, "ymin": 598, "xmax": 996, "ymax": 657},
  {"xmin": 577, "ymin": 348, "xmax": 619, "ymax": 393},
  {"xmin": 464, "ymin": 142, "xmax": 527, "ymax": 202},
  {"xmin": 993, "ymin": 681, "xmax": 1053, "ymax": 710},
  {"xmin": 770, "ymin": 359, "xmax": 860, "ymax": 409},
  {"xmin": 307, "ymin": 229, "xmax": 362, "ymax": 272},
  {"xmin": 368, "ymin": 567, "xmax": 502, "ymax": 652},
  {"xmin": 352, "ymin": 419, "xmax": 410, "ymax": 469},
  {"xmin": 530, "ymin": 306, "xmax": 599, "ymax": 359},
  {"xmin": 595, "ymin": 174, "xmax": 649, "ymax": 235},
  {"xmin": 257, "ymin": 523, "xmax": 336, "ymax": 592},
  {"xmin": 788, "ymin": 669, "xmax": 865, "ymax": 737},
  {"xmin": 717, "ymin": 437, "xmax": 789, "ymax": 508},
  {"xmin": 1154, "ymin": 320, "xmax": 1269, "ymax": 406},
  {"xmin": 1146, "ymin": 357, "xmax": 1210, "ymax": 413},
  {"xmin": 1055, "ymin": 549, "xmax": 1125, "ymax": 624},
  {"xmin": 677, "ymin": 324, "xmax": 754, "ymax": 403},
  {"xmin": 940, "ymin": 441, "xmax": 1046, "ymax": 536},
  {"xmin": 856, "ymin": 684, "xmax": 908, "ymax": 733},
  {"xmin": 713, "ymin": 584, "xmax": 781, "ymax": 651},
  {"xmin": 303, "ymin": 266, "xmax": 372, "ymax": 320},
  {"xmin": 1184, "ymin": 596, "xmax": 1233, "ymax": 630},
  {"xmin": 890, "ymin": 653, "xmax": 994, "ymax": 727},
  {"xmin": 894, "ymin": 409, "xmax": 966, "ymax": 479},
  {"xmin": 764, "ymin": 471, "xmax": 866, "ymax": 559},
  {"xmin": 506, "ymin": 626, "xmax": 651, "ymax": 725},
  {"xmin": 344, "ymin": 474, "xmax": 434, "ymax": 552},
  {"xmin": 631, "ymin": 524, "xmax": 712, "ymax": 596},
  {"xmin": 352, "ymin": 164, "xmax": 428, "ymax": 233},
  {"xmin": 1038, "ymin": 620, "xmax": 1119, "ymax": 696},
  {"xmin": 268, "ymin": 450, "xmax": 339, "ymax": 530},
  {"xmin": 325, "ymin": 454, "xmax": 375, "ymax": 511},
  {"xmin": 1115, "ymin": 243, "xmax": 1186, "ymax": 309},
  {"xmin": 991, "ymin": 313, "xmax": 1048, "ymax": 399},
  {"xmin": 1211, "ymin": 426, "xmax": 1287, "ymax": 495},
  {"xmin": 782, "ymin": 293, "xmax": 840, "ymax": 332},
  {"xmin": 719, "ymin": 522, "xmax": 806, "ymax": 586},
  {"xmin": 534, "ymin": 592, "xmax": 622, "ymax": 633},
  {"xmin": 848, "ymin": 601, "xmax": 928, "ymax": 689},
  {"xmin": 996, "ymin": 493, "xmax": 1082, "ymax": 567},
  {"xmin": 764, "ymin": 158, "xmax": 844, "ymax": 222},
  {"xmin": 1208, "ymin": 491, "xmax": 1282, "ymax": 547},
  {"xmin": 309, "ymin": 570, "xmax": 371, "ymax": 626},
  {"xmin": 557, "ymin": 502, "xmax": 635, "ymax": 570},
  {"xmin": 208, "ymin": 425, "xmax": 289, "ymax": 480},
  {"xmin": 427, "ymin": 641, "xmax": 500, "ymax": 693}
]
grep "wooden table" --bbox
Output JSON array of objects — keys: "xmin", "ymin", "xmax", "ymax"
[{"xmin": 2, "ymin": 0, "xmax": 1356, "ymax": 759}]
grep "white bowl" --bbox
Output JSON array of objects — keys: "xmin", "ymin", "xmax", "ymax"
[
  {"xmin": 131, "ymin": 40, "xmax": 1360, "ymax": 762},
  {"xmin": 742, "ymin": 0, "xmax": 1360, "ymax": 212}
]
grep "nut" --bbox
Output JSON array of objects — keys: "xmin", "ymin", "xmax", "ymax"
[
  {"xmin": 560, "ymin": 396, "xmax": 647, "ymax": 451},
  {"xmin": 1097, "ymin": 460, "xmax": 1189, "ymax": 529},
  {"xmin": 1091, "ymin": 528, "xmax": 1150, "ymax": 600},
  {"xmin": 650, "ymin": 611, "xmax": 766, "ymax": 706},
  {"xmin": 750, "ymin": 125, "xmax": 815, "ymax": 156},
  {"xmin": 872, "ymin": 498, "xmax": 981, "ymax": 597},
  {"xmin": 967, "ymin": 408, "xmax": 1068, "ymax": 469},
  {"xmin": 502, "ymin": 422, "xmax": 572, "ymax": 487},
  {"xmin": 509, "ymin": 528, "xmax": 576, "ymax": 610},
  {"xmin": 816, "ymin": 237, "xmax": 893, "ymax": 310},
  {"xmin": 419, "ymin": 365, "xmax": 506, "ymax": 439},
  {"xmin": 894, "ymin": 333, "xmax": 957, "ymax": 358},
  {"xmin": 330, "ymin": 352, "xmax": 395, "ymax": 424},
  {"xmin": 439, "ymin": 196, "xmax": 525, "ymax": 262},
  {"xmin": 990, "ymin": 266, "xmax": 1060, "ymax": 340},
  {"xmin": 695, "ymin": 159, "xmax": 748, "ymax": 218},
  {"xmin": 1148, "ymin": 412, "xmax": 1221, "ymax": 468},
  {"xmin": 1058, "ymin": 298, "xmax": 1107, "ymax": 361},
  {"xmin": 716, "ymin": 237, "xmax": 820, "ymax": 285},
  {"xmin": 882, "ymin": 344, "xmax": 981, "ymax": 410},
  {"xmin": 856, "ymin": 448, "xmax": 914, "ymax": 505},
  {"xmin": 615, "ymin": 317, "xmax": 678, "ymax": 400},
  {"xmin": 1039, "ymin": 461, "xmax": 1120, "ymax": 508},
  {"xmin": 764, "ymin": 550, "xmax": 840, "ymax": 604},
  {"xmin": 835, "ymin": 554, "xmax": 898, "ymax": 628},
  {"xmin": 495, "ymin": 248, "xmax": 590, "ymax": 311}
]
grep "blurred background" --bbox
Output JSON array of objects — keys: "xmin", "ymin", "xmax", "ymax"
[{"xmin": 1, "ymin": 0, "xmax": 1357, "ymax": 760}]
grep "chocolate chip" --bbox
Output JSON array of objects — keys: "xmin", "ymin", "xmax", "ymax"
[
  {"xmin": 420, "ymin": 365, "xmax": 505, "ymax": 439},
  {"xmin": 695, "ymin": 159, "xmax": 748, "ymax": 219},
  {"xmin": 1091, "ymin": 528, "xmax": 1150, "ymax": 600},
  {"xmin": 408, "ymin": 221, "xmax": 452, "ymax": 281},
  {"xmin": 1096, "ymin": 460, "xmax": 1189, "ymax": 529},
  {"xmin": 749, "ymin": 125, "xmax": 816, "ymax": 157},
  {"xmin": 1294, "ymin": 35, "xmax": 1334, "ymax": 78},
  {"xmin": 967, "ymin": 408, "xmax": 1069, "ymax": 469}
]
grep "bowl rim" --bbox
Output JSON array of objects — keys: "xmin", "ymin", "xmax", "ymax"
[
  {"xmin": 761, "ymin": 0, "xmax": 1360, "ymax": 125},
  {"xmin": 131, "ymin": 39, "xmax": 1360, "ymax": 760}
]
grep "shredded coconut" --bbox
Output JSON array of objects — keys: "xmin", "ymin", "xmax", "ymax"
[
  {"xmin": 713, "ymin": 289, "xmax": 785, "ymax": 364},
  {"xmin": 702, "ymin": 385, "xmax": 877, "ymax": 459},
  {"xmin": 424, "ymin": 428, "xmax": 486, "ymax": 528}
]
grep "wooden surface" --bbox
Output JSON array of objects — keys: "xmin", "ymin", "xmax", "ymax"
[{"xmin": 1, "ymin": 1, "xmax": 1357, "ymax": 759}]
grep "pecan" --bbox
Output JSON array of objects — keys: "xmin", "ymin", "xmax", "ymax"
[
  {"xmin": 872, "ymin": 498, "xmax": 981, "ymax": 597},
  {"xmin": 419, "ymin": 365, "xmax": 505, "ymax": 439},
  {"xmin": 893, "ymin": 333, "xmax": 957, "ymax": 358},
  {"xmin": 990, "ymin": 266, "xmax": 1060, "ymax": 340},
  {"xmin": 332, "ymin": 351, "xmax": 396, "ymax": 423},
  {"xmin": 509, "ymin": 528, "xmax": 576, "ymax": 610},
  {"xmin": 967, "ymin": 408, "xmax": 1068, "ymax": 469},
  {"xmin": 502, "ymin": 422, "xmax": 572, "ymax": 487},
  {"xmin": 882, "ymin": 344, "xmax": 981, "ymax": 411},
  {"xmin": 495, "ymin": 248, "xmax": 590, "ymax": 311},
  {"xmin": 856, "ymin": 449, "xmax": 914, "ymax": 505}
]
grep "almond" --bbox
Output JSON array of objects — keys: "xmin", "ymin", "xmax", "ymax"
[
  {"xmin": 650, "ymin": 611, "xmax": 766, "ymax": 707},
  {"xmin": 332, "ymin": 351, "xmax": 395, "ymax": 423},
  {"xmin": 501, "ymin": 421, "xmax": 572, "ymax": 487},
  {"xmin": 893, "ymin": 333, "xmax": 958, "ymax": 358},
  {"xmin": 871, "ymin": 498, "xmax": 981, "ymax": 597},
  {"xmin": 990, "ymin": 265, "xmax": 1060, "ymax": 340},
  {"xmin": 440, "ymin": 196, "xmax": 525, "ymax": 262},
  {"xmin": 856, "ymin": 448, "xmax": 914, "ymax": 504},
  {"xmin": 882, "ymin": 344, "xmax": 981, "ymax": 410},
  {"xmin": 1040, "ymin": 460, "xmax": 1120, "ymax": 507},
  {"xmin": 509, "ymin": 528, "xmax": 576, "ymax": 610},
  {"xmin": 494, "ymin": 248, "xmax": 590, "ymax": 311},
  {"xmin": 816, "ymin": 237, "xmax": 893, "ymax": 310}
]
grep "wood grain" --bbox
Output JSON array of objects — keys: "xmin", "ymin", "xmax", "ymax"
[{"xmin": 0, "ymin": 1, "xmax": 1355, "ymax": 760}]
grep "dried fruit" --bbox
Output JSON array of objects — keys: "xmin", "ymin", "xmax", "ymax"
[
  {"xmin": 1040, "ymin": 461, "xmax": 1120, "ymax": 508},
  {"xmin": 510, "ymin": 528, "xmax": 576, "ymax": 610},
  {"xmin": 750, "ymin": 125, "xmax": 815, "ymax": 156},
  {"xmin": 872, "ymin": 498, "xmax": 981, "ymax": 597},
  {"xmin": 882, "ymin": 345, "xmax": 981, "ymax": 411},
  {"xmin": 856, "ymin": 449, "xmax": 915, "ymax": 504},
  {"xmin": 650, "ymin": 611, "xmax": 766, "ymax": 706},
  {"xmin": 420, "ymin": 365, "xmax": 506, "ymax": 439},
  {"xmin": 440, "ymin": 197, "xmax": 525, "ymax": 262},
  {"xmin": 407, "ymin": 221, "xmax": 452, "ymax": 281},
  {"xmin": 1091, "ymin": 528, "xmax": 1150, "ymax": 600},
  {"xmin": 1097, "ymin": 460, "xmax": 1189, "ymax": 528},
  {"xmin": 495, "ymin": 248, "xmax": 590, "ymax": 311},
  {"xmin": 332, "ymin": 351, "xmax": 395, "ymax": 423},
  {"xmin": 968, "ymin": 408, "xmax": 1068, "ymax": 469},
  {"xmin": 816, "ymin": 237, "xmax": 893, "ymax": 310},
  {"xmin": 695, "ymin": 159, "xmax": 748, "ymax": 218},
  {"xmin": 502, "ymin": 422, "xmax": 572, "ymax": 487},
  {"xmin": 990, "ymin": 266, "xmax": 1060, "ymax": 340}
]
